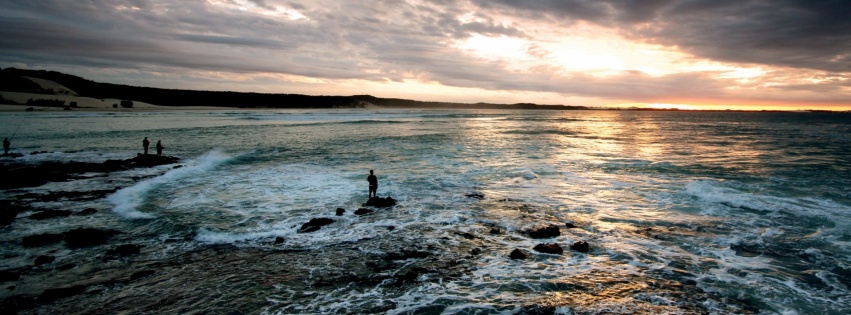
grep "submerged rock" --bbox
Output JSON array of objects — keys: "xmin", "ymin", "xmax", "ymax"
[
  {"xmin": 130, "ymin": 270, "xmax": 156, "ymax": 281},
  {"xmin": 22, "ymin": 233, "xmax": 64, "ymax": 247},
  {"xmin": 354, "ymin": 208, "xmax": 374, "ymax": 215},
  {"xmin": 37, "ymin": 285, "xmax": 87, "ymax": 303},
  {"xmin": 34, "ymin": 255, "xmax": 55, "ymax": 266},
  {"xmin": 298, "ymin": 218, "xmax": 335, "ymax": 233},
  {"xmin": 533, "ymin": 243, "xmax": 564, "ymax": 255},
  {"xmin": 363, "ymin": 196, "xmax": 396, "ymax": 208},
  {"xmin": 465, "ymin": 193, "xmax": 485, "ymax": 199},
  {"xmin": 526, "ymin": 225, "xmax": 560, "ymax": 239},
  {"xmin": 274, "ymin": 237, "xmax": 285, "ymax": 245},
  {"xmin": 383, "ymin": 250, "xmax": 431, "ymax": 261},
  {"xmin": 114, "ymin": 244, "xmax": 142, "ymax": 256},
  {"xmin": 64, "ymin": 228, "xmax": 120, "ymax": 248},
  {"xmin": 29, "ymin": 210, "xmax": 73, "ymax": 220},
  {"xmin": 571, "ymin": 241, "xmax": 590, "ymax": 252}
]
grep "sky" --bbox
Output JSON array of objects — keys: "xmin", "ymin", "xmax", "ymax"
[{"xmin": 1, "ymin": 0, "xmax": 850, "ymax": 110}]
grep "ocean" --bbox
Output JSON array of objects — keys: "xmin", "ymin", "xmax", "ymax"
[{"xmin": 1, "ymin": 109, "xmax": 850, "ymax": 314}]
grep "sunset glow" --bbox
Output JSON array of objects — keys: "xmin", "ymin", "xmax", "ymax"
[{"xmin": 0, "ymin": 0, "xmax": 848, "ymax": 110}]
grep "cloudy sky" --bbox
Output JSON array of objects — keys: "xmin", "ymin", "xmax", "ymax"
[{"xmin": 1, "ymin": 0, "xmax": 849, "ymax": 110}]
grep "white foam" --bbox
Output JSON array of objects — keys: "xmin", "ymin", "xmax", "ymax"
[{"xmin": 108, "ymin": 150, "xmax": 233, "ymax": 219}]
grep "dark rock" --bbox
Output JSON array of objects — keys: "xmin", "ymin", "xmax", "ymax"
[
  {"xmin": 565, "ymin": 222, "xmax": 577, "ymax": 228},
  {"xmin": 465, "ymin": 193, "xmax": 485, "ymax": 199},
  {"xmin": 37, "ymin": 285, "xmax": 86, "ymax": 303},
  {"xmin": 335, "ymin": 208, "xmax": 345, "ymax": 216},
  {"xmin": 298, "ymin": 218, "xmax": 334, "ymax": 233},
  {"xmin": 33, "ymin": 255, "xmax": 55, "ymax": 266},
  {"xmin": 454, "ymin": 232, "xmax": 476, "ymax": 239},
  {"xmin": 489, "ymin": 227, "xmax": 502, "ymax": 235},
  {"xmin": 510, "ymin": 248, "xmax": 530, "ymax": 260},
  {"xmin": 55, "ymin": 263, "xmax": 76, "ymax": 271},
  {"xmin": 76, "ymin": 208, "xmax": 97, "ymax": 215},
  {"xmin": 0, "ymin": 268, "xmax": 23, "ymax": 282},
  {"xmin": 0, "ymin": 155, "xmax": 180, "ymax": 190},
  {"xmin": 0, "ymin": 200, "xmax": 32, "ymax": 226},
  {"xmin": 22, "ymin": 233, "xmax": 64, "ymax": 247},
  {"xmin": 64, "ymin": 228, "xmax": 119, "ymax": 248},
  {"xmin": 387, "ymin": 226, "xmax": 395, "ymax": 231},
  {"xmin": 470, "ymin": 248, "xmax": 482, "ymax": 255},
  {"xmin": 28, "ymin": 210, "xmax": 73, "ymax": 220},
  {"xmin": 533, "ymin": 243, "xmax": 564, "ymax": 255},
  {"xmin": 274, "ymin": 237, "xmax": 285, "ymax": 245},
  {"xmin": 130, "ymin": 270, "xmax": 155, "ymax": 281},
  {"xmin": 114, "ymin": 244, "xmax": 141, "ymax": 256},
  {"xmin": 384, "ymin": 250, "xmax": 431, "ymax": 261},
  {"xmin": 354, "ymin": 208, "xmax": 374, "ymax": 215},
  {"xmin": 526, "ymin": 225, "xmax": 560, "ymax": 239},
  {"xmin": 570, "ymin": 241, "xmax": 589, "ymax": 252},
  {"xmin": 362, "ymin": 196, "xmax": 396, "ymax": 208}
]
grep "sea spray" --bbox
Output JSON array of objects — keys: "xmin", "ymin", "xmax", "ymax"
[{"xmin": 108, "ymin": 150, "xmax": 233, "ymax": 219}]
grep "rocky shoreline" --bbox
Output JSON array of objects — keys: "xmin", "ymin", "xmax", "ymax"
[{"xmin": 0, "ymin": 154, "xmax": 756, "ymax": 314}]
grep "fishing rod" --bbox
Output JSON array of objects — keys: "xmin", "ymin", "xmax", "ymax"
[{"xmin": 9, "ymin": 116, "xmax": 25, "ymax": 141}]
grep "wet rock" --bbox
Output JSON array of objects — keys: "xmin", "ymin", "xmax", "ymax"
[
  {"xmin": 335, "ymin": 208, "xmax": 345, "ymax": 216},
  {"xmin": 363, "ymin": 196, "xmax": 396, "ymax": 208},
  {"xmin": 29, "ymin": 210, "xmax": 73, "ymax": 220},
  {"xmin": 354, "ymin": 208, "xmax": 374, "ymax": 215},
  {"xmin": 489, "ymin": 227, "xmax": 502, "ymax": 235},
  {"xmin": 56, "ymin": 263, "xmax": 76, "ymax": 271},
  {"xmin": 130, "ymin": 270, "xmax": 155, "ymax": 281},
  {"xmin": 565, "ymin": 222, "xmax": 577, "ymax": 228},
  {"xmin": 77, "ymin": 208, "xmax": 97, "ymax": 216},
  {"xmin": 114, "ymin": 244, "xmax": 142, "ymax": 256},
  {"xmin": 34, "ymin": 255, "xmax": 55, "ymax": 266},
  {"xmin": 0, "ymin": 210, "xmax": 15, "ymax": 226},
  {"xmin": 510, "ymin": 248, "xmax": 530, "ymax": 260},
  {"xmin": 384, "ymin": 250, "xmax": 431, "ymax": 261},
  {"xmin": 0, "ymin": 200, "xmax": 32, "ymax": 226},
  {"xmin": 387, "ymin": 226, "xmax": 395, "ymax": 231},
  {"xmin": 0, "ymin": 155, "xmax": 180, "ymax": 189},
  {"xmin": 470, "ymin": 247, "xmax": 482, "ymax": 255},
  {"xmin": 570, "ymin": 241, "xmax": 589, "ymax": 252},
  {"xmin": 526, "ymin": 225, "xmax": 560, "ymax": 239},
  {"xmin": 22, "ymin": 233, "xmax": 64, "ymax": 247},
  {"xmin": 533, "ymin": 243, "xmax": 564, "ymax": 255},
  {"xmin": 274, "ymin": 237, "xmax": 285, "ymax": 245},
  {"xmin": 64, "ymin": 227, "xmax": 120, "ymax": 248},
  {"xmin": 37, "ymin": 285, "xmax": 87, "ymax": 303},
  {"xmin": 298, "ymin": 218, "xmax": 335, "ymax": 233},
  {"xmin": 465, "ymin": 193, "xmax": 485, "ymax": 199},
  {"xmin": 454, "ymin": 232, "xmax": 476, "ymax": 239},
  {"xmin": 0, "ymin": 268, "xmax": 23, "ymax": 282}
]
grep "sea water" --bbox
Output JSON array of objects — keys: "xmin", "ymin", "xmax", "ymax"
[{"xmin": 1, "ymin": 109, "xmax": 850, "ymax": 314}]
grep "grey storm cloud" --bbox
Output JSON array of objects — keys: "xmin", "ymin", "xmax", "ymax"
[
  {"xmin": 0, "ymin": 0, "xmax": 849, "ymax": 106},
  {"xmin": 474, "ymin": 0, "xmax": 851, "ymax": 72}
]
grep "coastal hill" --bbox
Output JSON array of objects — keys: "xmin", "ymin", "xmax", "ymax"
[{"xmin": 0, "ymin": 67, "xmax": 587, "ymax": 110}]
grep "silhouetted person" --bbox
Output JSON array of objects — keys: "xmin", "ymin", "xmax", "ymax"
[
  {"xmin": 143, "ymin": 137, "xmax": 150, "ymax": 155},
  {"xmin": 156, "ymin": 140, "xmax": 164, "ymax": 156},
  {"xmin": 367, "ymin": 170, "xmax": 378, "ymax": 198},
  {"xmin": 3, "ymin": 138, "xmax": 9, "ymax": 155}
]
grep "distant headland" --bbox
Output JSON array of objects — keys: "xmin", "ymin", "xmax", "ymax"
[
  {"xmin": 0, "ymin": 67, "xmax": 845, "ymax": 113},
  {"xmin": 0, "ymin": 67, "xmax": 588, "ymax": 111}
]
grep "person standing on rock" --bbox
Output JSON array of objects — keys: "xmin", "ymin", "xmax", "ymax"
[
  {"xmin": 367, "ymin": 170, "xmax": 378, "ymax": 198},
  {"xmin": 143, "ymin": 137, "xmax": 150, "ymax": 155},
  {"xmin": 3, "ymin": 137, "xmax": 9, "ymax": 155},
  {"xmin": 156, "ymin": 140, "xmax": 164, "ymax": 156}
]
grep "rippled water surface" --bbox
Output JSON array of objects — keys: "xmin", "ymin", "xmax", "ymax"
[{"xmin": 1, "ymin": 109, "xmax": 850, "ymax": 314}]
